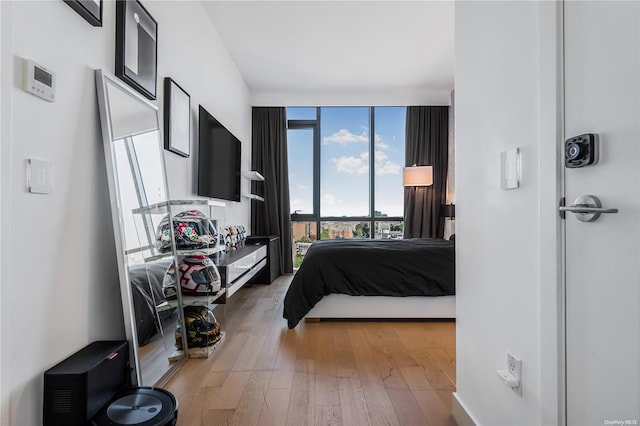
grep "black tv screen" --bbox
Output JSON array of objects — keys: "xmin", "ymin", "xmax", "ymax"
[{"xmin": 198, "ymin": 105, "xmax": 241, "ymax": 202}]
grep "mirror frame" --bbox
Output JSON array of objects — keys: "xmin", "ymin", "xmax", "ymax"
[{"xmin": 95, "ymin": 69, "xmax": 186, "ymax": 385}]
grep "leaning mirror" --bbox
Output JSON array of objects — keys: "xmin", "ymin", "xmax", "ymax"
[{"xmin": 95, "ymin": 69, "xmax": 186, "ymax": 386}]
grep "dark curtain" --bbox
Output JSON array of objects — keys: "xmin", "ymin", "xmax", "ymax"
[
  {"xmin": 251, "ymin": 107, "xmax": 293, "ymax": 273},
  {"xmin": 403, "ymin": 106, "xmax": 449, "ymax": 239}
]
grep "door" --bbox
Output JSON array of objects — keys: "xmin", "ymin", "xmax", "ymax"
[{"xmin": 564, "ymin": 1, "xmax": 640, "ymax": 424}]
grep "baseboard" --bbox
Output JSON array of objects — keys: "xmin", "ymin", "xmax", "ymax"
[{"xmin": 452, "ymin": 392, "xmax": 479, "ymax": 426}]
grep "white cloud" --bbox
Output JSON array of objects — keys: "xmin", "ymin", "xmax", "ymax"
[
  {"xmin": 322, "ymin": 129, "xmax": 392, "ymax": 151},
  {"xmin": 375, "ymin": 139, "xmax": 389, "ymax": 149},
  {"xmin": 296, "ymin": 183, "xmax": 309, "ymax": 190},
  {"xmin": 323, "ymin": 129, "xmax": 369, "ymax": 145},
  {"xmin": 372, "ymin": 133, "xmax": 388, "ymax": 149},
  {"xmin": 374, "ymin": 150, "xmax": 401, "ymax": 176},
  {"xmin": 321, "ymin": 193, "xmax": 336, "ymax": 205},
  {"xmin": 331, "ymin": 151, "xmax": 400, "ymax": 176},
  {"xmin": 290, "ymin": 197, "xmax": 302, "ymax": 206},
  {"xmin": 331, "ymin": 153, "xmax": 369, "ymax": 175}
]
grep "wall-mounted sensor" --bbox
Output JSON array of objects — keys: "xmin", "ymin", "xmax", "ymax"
[
  {"xmin": 23, "ymin": 59, "xmax": 56, "ymax": 102},
  {"xmin": 565, "ymin": 133, "xmax": 598, "ymax": 168},
  {"xmin": 500, "ymin": 148, "xmax": 520, "ymax": 190},
  {"xmin": 27, "ymin": 158, "xmax": 52, "ymax": 194}
]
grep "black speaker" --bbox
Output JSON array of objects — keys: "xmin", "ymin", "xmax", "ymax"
[{"xmin": 43, "ymin": 341, "xmax": 129, "ymax": 426}]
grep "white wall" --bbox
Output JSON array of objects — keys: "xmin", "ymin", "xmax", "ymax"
[
  {"xmin": 0, "ymin": 3, "xmax": 5, "ymax": 425},
  {"xmin": 0, "ymin": 1, "xmax": 249, "ymax": 425},
  {"xmin": 444, "ymin": 91, "xmax": 455, "ymax": 239},
  {"xmin": 454, "ymin": 1, "xmax": 560, "ymax": 425},
  {"xmin": 251, "ymin": 88, "xmax": 451, "ymax": 107},
  {"xmin": 148, "ymin": 1, "xmax": 251, "ymax": 226}
]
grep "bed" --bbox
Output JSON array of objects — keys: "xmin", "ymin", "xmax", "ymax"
[{"xmin": 283, "ymin": 238, "xmax": 455, "ymax": 328}]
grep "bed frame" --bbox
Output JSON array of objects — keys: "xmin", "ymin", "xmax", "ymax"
[{"xmin": 304, "ymin": 294, "xmax": 456, "ymax": 321}]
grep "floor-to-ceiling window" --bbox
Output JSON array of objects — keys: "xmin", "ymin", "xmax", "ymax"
[{"xmin": 287, "ymin": 106, "xmax": 406, "ymax": 268}]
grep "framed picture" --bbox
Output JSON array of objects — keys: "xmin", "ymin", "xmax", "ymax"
[
  {"xmin": 164, "ymin": 78, "xmax": 191, "ymax": 157},
  {"xmin": 64, "ymin": 0, "xmax": 102, "ymax": 27},
  {"xmin": 115, "ymin": 0, "xmax": 158, "ymax": 100}
]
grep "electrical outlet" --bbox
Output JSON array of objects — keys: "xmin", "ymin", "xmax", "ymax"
[{"xmin": 507, "ymin": 352, "xmax": 522, "ymax": 396}]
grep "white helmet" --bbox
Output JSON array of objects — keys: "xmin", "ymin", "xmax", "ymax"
[{"xmin": 162, "ymin": 255, "xmax": 221, "ymax": 298}]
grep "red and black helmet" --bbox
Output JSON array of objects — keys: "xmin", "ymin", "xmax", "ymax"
[{"xmin": 162, "ymin": 255, "xmax": 221, "ymax": 299}]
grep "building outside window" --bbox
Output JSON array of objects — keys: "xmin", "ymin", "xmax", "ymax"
[{"xmin": 287, "ymin": 106, "xmax": 406, "ymax": 268}]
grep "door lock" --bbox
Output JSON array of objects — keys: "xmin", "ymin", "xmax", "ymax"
[
  {"xmin": 565, "ymin": 134, "xmax": 598, "ymax": 168},
  {"xmin": 559, "ymin": 195, "xmax": 618, "ymax": 222}
]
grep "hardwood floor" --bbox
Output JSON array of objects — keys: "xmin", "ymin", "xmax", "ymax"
[{"xmin": 164, "ymin": 274, "xmax": 457, "ymax": 426}]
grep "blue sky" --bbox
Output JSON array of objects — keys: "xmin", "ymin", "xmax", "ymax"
[{"xmin": 288, "ymin": 107, "xmax": 406, "ymax": 217}]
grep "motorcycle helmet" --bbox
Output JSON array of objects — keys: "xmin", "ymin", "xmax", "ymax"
[
  {"xmin": 175, "ymin": 306, "xmax": 222, "ymax": 349},
  {"xmin": 162, "ymin": 255, "xmax": 221, "ymax": 299},
  {"xmin": 156, "ymin": 210, "xmax": 218, "ymax": 252}
]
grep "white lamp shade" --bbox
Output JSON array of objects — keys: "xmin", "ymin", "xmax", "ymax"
[{"xmin": 403, "ymin": 166, "xmax": 433, "ymax": 186}]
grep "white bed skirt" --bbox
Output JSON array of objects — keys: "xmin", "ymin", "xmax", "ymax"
[{"xmin": 304, "ymin": 294, "xmax": 456, "ymax": 320}]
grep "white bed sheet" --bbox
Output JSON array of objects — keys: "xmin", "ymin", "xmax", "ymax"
[{"xmin": 304, "ymin": 294, "xmax": 456, "ymax": 319}]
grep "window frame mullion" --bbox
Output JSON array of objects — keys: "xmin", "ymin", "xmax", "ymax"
[{"xmin": 369, "ymin": 107, "xmax": 375, "ymax": 239}]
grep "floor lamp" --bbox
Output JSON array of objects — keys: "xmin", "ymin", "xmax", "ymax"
[{"xmin": 403, "ymin": 165, "xmax": 433, "ymax": 238}]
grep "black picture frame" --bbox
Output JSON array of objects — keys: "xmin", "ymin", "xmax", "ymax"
[
  {"xmin": 115, "ymin": 0, "xmax": 158, "ymax": 100},
  {"xmin": 164, "ymin": 78, "xmax": 191, "ymax": 157},
  {"xmin": 64, "ymin": 0, "xmax": 102, "ymax": 27}
]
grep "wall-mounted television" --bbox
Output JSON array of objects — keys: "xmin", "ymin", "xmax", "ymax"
[{"xmin": 197, "ymin": 105, "xmax": 241, "ymax": 202}]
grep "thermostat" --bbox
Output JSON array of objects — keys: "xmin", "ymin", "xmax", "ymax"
[{"xmin": 23, "ymin": 59, "xmax": 56, "ymax": 102}]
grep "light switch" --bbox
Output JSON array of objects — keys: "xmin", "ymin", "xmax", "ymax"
[
  {"xmin": 500, "ymin": 148, "xmax": 519, "ymax": 190},
  {"xmin": 27, "ymin": 159, "xmax": 51, "ymax": 194}
]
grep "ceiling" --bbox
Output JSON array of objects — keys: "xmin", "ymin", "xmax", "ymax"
[{"xmin": 201, "ymin": 1, "xmax": 454, "ymax": 96}]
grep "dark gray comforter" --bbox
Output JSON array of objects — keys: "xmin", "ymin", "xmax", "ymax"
[{"xmin": 283, "ymin": 238, "xmax": 455, "ymax": 328}]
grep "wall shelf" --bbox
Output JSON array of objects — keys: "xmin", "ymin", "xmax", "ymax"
[
  {"xmin": 156, "ymin": 289, "xmax": 226, "ymax": 312},
  {"xmin": 168, "ymin": 331, "xmax": 225, "ymax": 361},
  {"xmin": 132, "ymin": 199, "xmax": 226, "ymax": 215},
  {"xmin": 243, "ymin": 171, "xmax": 265, "ymax": 201},
  {"xmin": 186, "ymin": 331, "xmax": 226, "ymax": 359},
  {"xmin": 243, "ymin": 170, "xmax": 264, "ymax": 181},
  {"xmin": 143, "ymin": 244, "xmax": 225, "ymax": 263},
  {"xmin": 242, "ymin": 193, "xmax": 264, "ymax": 202}
]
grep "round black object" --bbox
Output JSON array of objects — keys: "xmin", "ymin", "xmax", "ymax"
[{"xmin": 92, "ymin": 387, "xmax": 178, "ymax": 426}]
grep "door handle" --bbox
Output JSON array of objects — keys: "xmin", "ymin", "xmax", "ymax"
[
  {"xmin": 559, "ymin": 205, "xmax": 619, "ymax": 214},
  {"xmin": 558, "ymin": 195, "xmax": 618, "ymax": 222}
]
